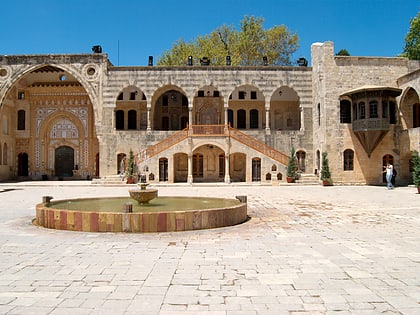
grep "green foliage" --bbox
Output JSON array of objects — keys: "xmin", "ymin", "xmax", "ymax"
[
  {"xmin": 336, "ymin": 49, "xmax": 350, "ymax": 56},
  {"xmin": 286, "ymin": 147, "xmax": 298, "ymax": 179},
  {"xmin": 125, "ymin": 149, "xmax": 136, "ymax": 179},
  {"xmin": 320, "ymin": 151, "xmax": 332, "ymax": 182},
  {"xmin": 157, "ymin": 16, "xmax": 299, "ymax": 66},
  {"xmin": 401, "ymin": 11, "xmax": 420, "ymax": 60},
  {"xmin": 411, "ymin": 150, "xmax": 420, "ymax": 187}
]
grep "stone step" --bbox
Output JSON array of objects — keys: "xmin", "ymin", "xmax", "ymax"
[
  {"xmin": 91, "ymin": 175, "xmax": 126, "ymax": 185},
  {"xmin": 296, "ymin": 174, "xmax": 320, "ymax": 185}
]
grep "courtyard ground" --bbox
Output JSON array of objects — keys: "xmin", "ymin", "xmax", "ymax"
[{"xmin": 0, "ymin": 181, "xmax": 419, "ymax": 314}]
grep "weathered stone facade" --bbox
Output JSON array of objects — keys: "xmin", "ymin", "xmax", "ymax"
[{"xmin": 0, "ymin": 41, "xmax": 419, "ymax": 185}]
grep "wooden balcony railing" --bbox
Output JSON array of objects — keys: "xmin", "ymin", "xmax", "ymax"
[{"xmin": 352, "ymin": 118, "xmax": 390, "ymax": 132}]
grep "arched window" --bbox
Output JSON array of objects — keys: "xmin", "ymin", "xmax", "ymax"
[
  {"xmin": 3, "ymin": 143, "xmax": 7, "ymax": 165},
  {"xmin": 237, "ymin": 109, "xmax": 246, "ymax": 129},
  {"xmin": 317, "ymin": 103, "xmax": 321, "ymax": 126},
  {"xmin": 340, "ymin": 100, "xmax": 351, "ymax": 123},
  {"xmin": 115, "ymin": 110, "xmax": 124, "ymax": 130},
  {"xmin": 359, "ymin": 102, "xmax": 366, "ymax": 119},
  {"xmin": 369, "ymin": 101, "xmax": 378, "ymax": 118},
  {"xmin": 250, "ymin": 109, "xmax": 259, "ymax": 129},
  {"xmin": 17, "ymin": 110, "xmax": 26, "ymax": 130},
  {"xmin": 128, "ymin": 110, "xmax": 137, "ymax": 129},
  {"xmin": 343, "ymin": 149, "xmax": 354, "ymax": 171}
]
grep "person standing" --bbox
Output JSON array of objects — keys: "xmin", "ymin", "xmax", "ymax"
[{"xmin": 384, "ymin": 163, "xmax": 393, "ymax": 189}]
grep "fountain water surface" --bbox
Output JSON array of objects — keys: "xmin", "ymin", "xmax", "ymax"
[{"xmin": 35, "ymin": 185, "xmax": 248, "ymax": 233}]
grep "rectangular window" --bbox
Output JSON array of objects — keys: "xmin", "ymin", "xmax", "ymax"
[
  {"xmin": 17, "ymin": 110, "xmax": 25, "ymax": 130},
  {"xmin": 18, "ymin": 91, "xmax": 25, "ymax": 100},
  {"xmin": 130, "ymin": 92, "xmax": 136, "ymax": 100},
  {"xmin": 251, "ymin": 91, "xmax": 257, "ymax": 100},
  {"xmin": 238, "ymin": 91, "xmax": 246, "ymax": 99},
  {"xmin": 213, "ymin": 91, "xmax": 219, "ymax": 97},
  {"xmin": 198, "ymin": 90, "xmax": 205, "ymax": 97}
]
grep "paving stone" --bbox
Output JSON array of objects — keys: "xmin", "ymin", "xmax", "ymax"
[{"xmin": 0, "ymin": 183, "xmax": 419, "ymax": 314}]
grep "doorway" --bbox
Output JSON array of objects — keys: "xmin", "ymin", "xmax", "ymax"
[{"xmin": 55, "ymin": 146, "xmax": 74, "ymax": 177}]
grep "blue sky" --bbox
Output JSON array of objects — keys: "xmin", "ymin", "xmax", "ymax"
[{"xmin": 1, "ymin": 0, "xmax": 419, "ymax": 66}]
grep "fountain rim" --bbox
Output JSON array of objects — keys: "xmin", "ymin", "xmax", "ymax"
[
  {"xmin": 35, "ymin": 195, "xmax": 248, "ymax": 233},
  {"xmin": 38, "ymin": 195, "xmax": 244, "ymax": 214}
]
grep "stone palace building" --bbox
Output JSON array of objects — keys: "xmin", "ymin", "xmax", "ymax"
[{"xmin": 0, "ymin": 41, "xmax": 419, "ymax": 185}]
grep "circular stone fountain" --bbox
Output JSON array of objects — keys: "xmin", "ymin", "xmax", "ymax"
[
  {"xmin": 129, "ymin": 183, "xmax": 158, "ymax": 204},
  {"xmin": 34, "ymin": 186, "xmax": 247, "ymax": 233}
]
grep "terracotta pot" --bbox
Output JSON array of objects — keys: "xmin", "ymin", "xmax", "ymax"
[
  {"xmin": 286, "ymin": 176, "xmax": 294, "ymax": 183},
  {"xmin": 126, "ymin": 177, "xmax": 135, "ymax": 184},
  {"xmin": 322, "ymin": 180, "xmax": 332, "ymax": 186}
]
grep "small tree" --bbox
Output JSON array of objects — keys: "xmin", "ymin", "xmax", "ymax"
[
  {"xmin": 336, "ymin": 49, "xmax": 350, "ymax": 56},
  {"xmin": 125, "ymin": 149, "xmax": 136, "ymax": 183},
  {"xmin": 286, "ymin": 147, "xmax": 298, "ymax": 182},
  {"xmin": 320, "ymin": 151, "xmax": 332, "ymax": 185},
  {"xmin": 401, "ymin": 11, "xmax": 420, "ymax": 60},
  {"xmin": 411, "ymin": 150, "xmax": 420, "ymax": 188}
]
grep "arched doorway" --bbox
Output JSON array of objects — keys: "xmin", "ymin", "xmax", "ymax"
[
  {"xmin": 382, "ymin": 154, "xmax": 394, "ymax": 183},
  {"xmin": 117, "ymin": 153, "xmax": 126, "ymax": 174},
  {"xmin": 55, "ymin": 146, "xmax": 74, "ymax": 177},
  {"xmin": 174, "ymin": 153, "xmax": 188, "ymax": 182},
  {"xmin": 230, "ymin": 153, "xmax": 246, "ymax": 182},
  {"xmin": 193, "ymin": 153, "xmax": 203, "ymax": 180},
  {"xmin": 252, "ymin": 158, "xmax": 261, "ymax": 181},
  {"xmin": 296, "ymin": 150, "xmax": 306, "ymax": 173},
  {"xmin": 17, "ymin": 153, "xmax": 29, "ymax": 176}
]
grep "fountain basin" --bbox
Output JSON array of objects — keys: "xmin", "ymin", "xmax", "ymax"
[{"xmin": 35, "ymin": 196, "xmax": 247, "ymax": 233}]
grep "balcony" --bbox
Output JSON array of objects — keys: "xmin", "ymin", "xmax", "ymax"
[{"xmin": 352, "ymin": 118, "xmax": 389, "ymax": 132}]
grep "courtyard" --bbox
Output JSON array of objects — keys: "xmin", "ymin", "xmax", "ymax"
[{"xmin": 0, "ymin": 181, "xmax": 419, "ymax": 314}]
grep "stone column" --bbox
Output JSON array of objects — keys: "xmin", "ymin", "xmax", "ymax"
[
  {"xmin": 187, "ymin": 153, "xmax": 193, "ymax": 184},
  {"xmin": 224, "ymin": 139, "xmax": 231, "ymax": 183},
  {"xmin": 224, "ymin": 154, "xmax": 230, "ymax": 183},
  {"xmin": 188, "ymin": 107, "xmax": 193, "ymax": 130},
  {"xmin": 265, "ymin": 96, "xmax": 271, "ymax": 133},
  {"xmin": 146, "ymin": 99, "xmax": 151, "ymax": 131},
  {"xmin": 300, "ymin": 107, "xmax": 304, "ymax": 131},
  {"xmin": 265, "ymin": 108, "xmax": 270, "ymax": 133}
]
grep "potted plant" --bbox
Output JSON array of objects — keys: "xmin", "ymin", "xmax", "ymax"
[
  {"xmin": 125, "ymin": 149, "xmax": 137, "ymax": 184},
  {"xmin": 286, "ymin": 147, "xmax": 298, "ymax": 183},
  {"xmin": 320, "ymin": 151, "xmax": 333, "ymax": 186},
  {"xmin": 411, "ymin": 150, "xmax": 420, "ymax": 193}
]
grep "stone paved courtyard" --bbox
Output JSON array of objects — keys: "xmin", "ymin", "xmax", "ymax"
[{"xmin": 0, "ymin": 182, "xmax": 419, "ymax": 314}]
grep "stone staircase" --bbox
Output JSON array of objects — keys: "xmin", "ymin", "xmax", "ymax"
[
  {"xmin": 296, "ymin": 173, "xmax": 320, "ymax": 185},
  {"xmin": 91, "ymin": 175, "xmax": 126, "ymax": 185}
]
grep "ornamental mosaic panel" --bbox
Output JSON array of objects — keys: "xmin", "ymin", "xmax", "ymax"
[{"xmin": 50, "ymin": 119, "xmax": 78, "ymax": 139}]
